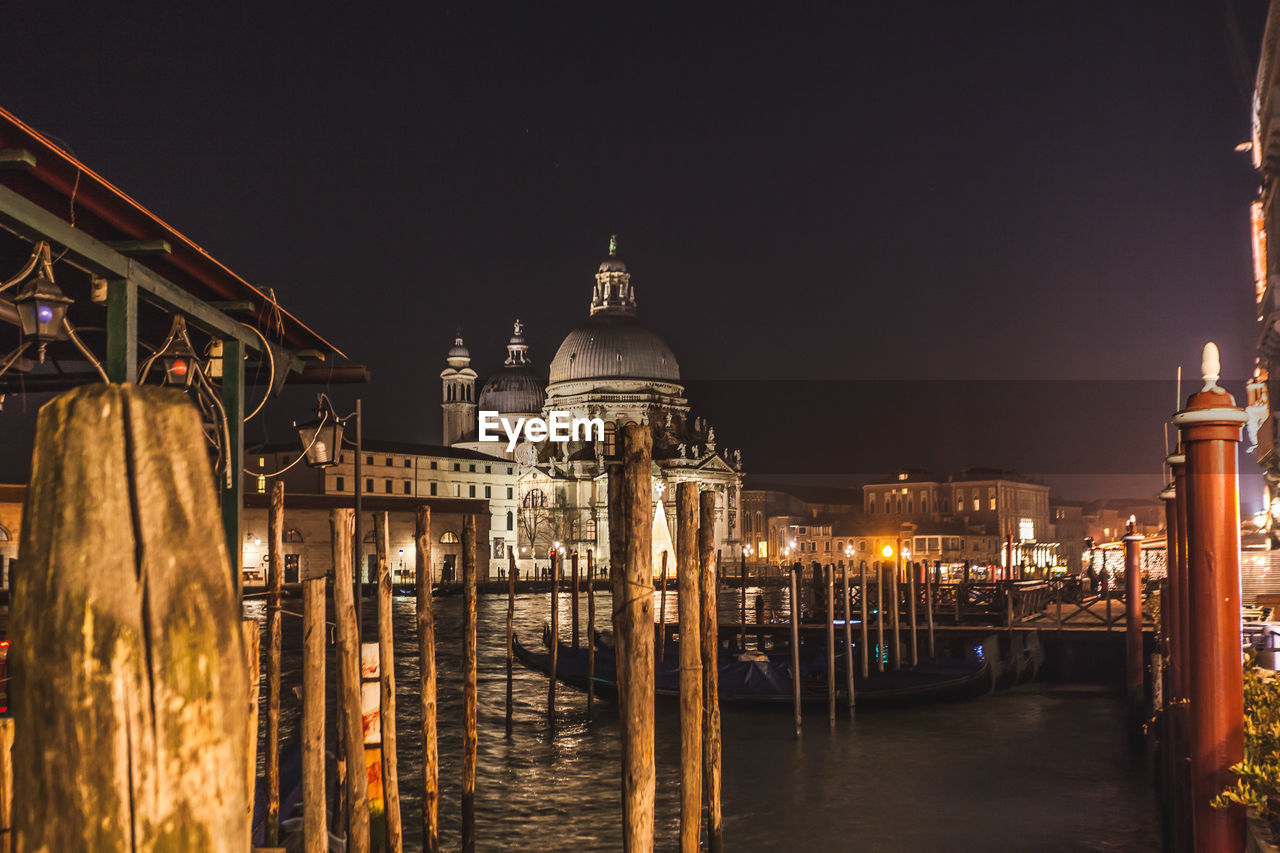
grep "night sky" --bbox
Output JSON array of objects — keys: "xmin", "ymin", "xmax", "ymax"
[{"xmin": 0, "ymin": 2, "xmax": 1270, "ymax": 505}]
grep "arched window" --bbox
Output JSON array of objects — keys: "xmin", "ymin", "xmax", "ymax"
[
  {"xmin": 0, "ymin": 526, "xmax": 8, "ymax": 542},
  {"xmin": 586, "ymin": 518, "xmax": 597, "ymax": 541},
  {"xmin": 440, "ymin": 531, "xmax": 460, "ymax": 544},
  {"xmin": 523, "ymin": 489, "xmax": 546, "ymax": 508},
  {"xmin": 603, "ymin": 422, "xmax": 617, "ymax": 456},
  {"xmin": 283, "ymin": 528, "xmax": 304, "ymax": 543},
  {"xmin": 506, "ymin": 510, "xmax": 514, "ymax": 531}
]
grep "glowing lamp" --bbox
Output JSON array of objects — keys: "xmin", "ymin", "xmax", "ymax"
[
  {"xmin": 294, "ymin": 411, "xmax": 345, "ymax": 468},
  {"xmin": 881, "ymin": 544, "xmax": 894, "ymax": 558},
  {"xmin": 14, "ymin": 272, "xmax": 72, "ymax": 355},
  {"xmin": 162, "ymin": 339, "xmax": 201, "ymax": 388}
]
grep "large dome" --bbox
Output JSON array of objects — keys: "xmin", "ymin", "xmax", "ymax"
[
  {"xmin": 479, "ymin": 365, "xmax": 545, "ymax": 414},
  {"xmin": 549, "ymin": 313, "xmax": 680, "ymax": 384}
]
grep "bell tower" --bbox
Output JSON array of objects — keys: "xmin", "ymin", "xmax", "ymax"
[{"xmin": 441, "ymin": 328, "xmax": 477, "ymax": 445}]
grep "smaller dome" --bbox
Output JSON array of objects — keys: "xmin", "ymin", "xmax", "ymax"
[
  {"xmin": 598, "ymin": 256, "xmax": 628, "ymax": 274},
  {"xmin": 446, "ymin": 328, "xmax": 471, "ymax": 368},
  {"xmin": 479, "ymin": 366, "xmax": 546, "ymax": 414}
]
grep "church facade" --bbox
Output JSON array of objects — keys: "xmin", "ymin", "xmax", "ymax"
[{"xmin": 443, "ymin": 237, "xmax": 745, "ymax": 575}]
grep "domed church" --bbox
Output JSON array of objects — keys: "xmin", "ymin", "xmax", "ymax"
[{"xmin": 445, "ymin": 237, "xmax": 745, "ymax": 573}]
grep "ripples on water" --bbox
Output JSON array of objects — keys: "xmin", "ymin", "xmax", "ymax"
[{"xmin": 245, "ymin": 588, "xmax": 1159, "ymax": 852}]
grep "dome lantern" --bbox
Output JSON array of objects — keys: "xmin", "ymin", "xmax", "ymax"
[{"xmin": 590, "ymin": 233, "xmax": 636, "ymax": 315}]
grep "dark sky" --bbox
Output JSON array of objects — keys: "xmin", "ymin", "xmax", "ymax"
[{"xmin": 0, "ymin": 1, "xmax": 1270, "ymax": 505}]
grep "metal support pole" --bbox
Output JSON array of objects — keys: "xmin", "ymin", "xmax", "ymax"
[{"xmin": 1123, "ymin": 519, "xmax": 1144, "ymax": 733}]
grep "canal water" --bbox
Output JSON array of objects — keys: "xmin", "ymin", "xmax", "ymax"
[{"xmin": 246, "ymin": 588, "xmax": 1159, "ymax": 852}]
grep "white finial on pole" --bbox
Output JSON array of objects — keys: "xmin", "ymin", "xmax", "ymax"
[{"xmin": 1202, "ymin": 342, "xmax": 1222, "ymax": 392}]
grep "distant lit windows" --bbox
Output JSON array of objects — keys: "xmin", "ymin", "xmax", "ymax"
[
  {"xmin": 440, "ymin": 531, "xmax": 460, "ymax": 544},
  {"xmin": 257, "ymin": 474, "xmax": 266, "ymax": 494},
  {"xmin": 1020, "ymin": 518, "xmax": 1034, "ymax": 541}
]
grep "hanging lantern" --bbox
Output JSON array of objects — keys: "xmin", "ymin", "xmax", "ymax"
[
  {"xmin": 13, "ymin": 272, "xmax": 72, "ymax": 359},
  {"xmin": 162, "ymin": 337, "xmax": 201, "ymax": 388},
  {"xmin": 295, "ymin": 410, "xmax": 344, "ymax": 467}
]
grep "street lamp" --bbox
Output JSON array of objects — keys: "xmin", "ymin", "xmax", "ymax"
[{"xmin": 13, "ymin": 269, "xmax": 72, "ymax": 361}]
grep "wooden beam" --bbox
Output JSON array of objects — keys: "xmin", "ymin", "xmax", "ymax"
[
  {"xmin": 0, "ymin": 184, "xmax": 259, "ymax": 350},
  {"xmin": 209, "ymin": 300, "xmax": 256, "ymax": 313},
  {"xmin": 0, "ymin": 150, "xmax": 35, "ymax": 170},
  {"xmin": 105, "ymin": 239, "xmax": 171, "ymax": 256},
  {"xmin": 221, "ymin": 338, "xmax": 245, "ymax": 597},
  {"xmin": 105, "ymin": 279, "xmax": 137, "ymax": 383}
]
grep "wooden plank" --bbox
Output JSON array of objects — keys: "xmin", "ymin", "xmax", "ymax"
[
  {"xmin": 611, "ymin": 423, "xmax": 654, "ymax": 852},
  {"xmin": 375, "ymin": 512, "xmax": 403, "ymax": 853},
  {"xmin": 105, "ymin": 239, "xmax": 172, "ymax": 255},
  {"xmin": 10, "ymin": 384, "xmax": 248, "ymax": 850},
  {"xmin": 104, "ymin": 278, "xmax": 137, "ymax": 383},
  {"xmin": 417, "ymin": 507, "xmax": 439, "ymax": 852},
  {"xmin": 243, "ymin": 618, "xmax": 262, "ymax": 847},
  {"xmin": 462, "ymin": 515, "xmax": 478, "ymax": 853},
  {"xmin": 699, "ymin": 490, "xmax": 723, "ymax": 853},
  {"xmin": 266, "ymin": 482, "xmax": 284, "ymax": 846},
  {"xmin": 331, "ymin": 509, "xmax": 370, "ymax": 853},
  {"xmin": 0, "ymin": 149, "xmax": 35, "ymax": 170},
  {"xmin": 303, "ymin": 577, "xmax": 326, "ymax": 853},
  {"xmin": 676, "ymin": 482, "xmax": 702, "ymax": 853}
]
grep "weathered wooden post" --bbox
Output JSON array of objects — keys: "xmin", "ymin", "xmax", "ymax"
[
  {"xmin": 659, "ymin": 550, "xmax": 669, "ymax": 663},
  {"xmin": 740, "ymin": 547, "xmax": 748, "ymax": 651},
  {"xmin": 1122, "ymin": 517, "xmax": 1144, "ymax": 735},
  {"xmin": 266, "ymin": 480, "xmax": 285, "ymax": 847},
  {"xmin": 699, "ymin": 490, "xmax": 724, "ymax": 853},
  {"xmin": 303, "ymin": 577, "xmax": 326, "ymax": 853},
  {"xmin": 549, "ymin": 549, "xmax": 560, "ymax": 725},
  {"xmin": 10, "ymin": 385, "xmax": 248, "ymax": 850},
  {"xmin": 462, "ymin": 514, "xmax": 479, "ymax": 852},
  {"xmin": 924, "ymin": 563, "xmax": 936, "ymax": 658},
  {"xmin": 507, "ymin": 543, "xmax": 516, "ymax": 737},
  {"xmin": 843, "ymin": 562, "xmax": 856, "ymax": 717},
  {"xmin": 331, "ymin": 509, "xmax": 371, "ymax": 853},
  {"xmin": 417, "ymin": 507, "xmax": 440, "ymax": 852},
  {"xmin": 242, "ymin": 619, "xmax": 261, "ymax": 837},
  {"xmin": 609, "ymin": 423, "xmax": 655, "ymax": 852},
  {"xmin": 908, "ymin": 561, "xmax": 919, "ymax": 667},
  {"xmin": 572, "ymin": 550, "xmax": 581, "ymax": 648},
  {"xmin": 375, "ymin": 513, "xmax": 403, "ymax": 853},
  {"xmin": 587, "ymin": 548, "xmax": 597, "ymax": 717},
  {"xmin": 826, "ymin": 564, "xmax": 836, "ymax": 728},
  {"xmin": 859, "ymin": 561, "xmax": 870, "ymax": 678},
  {"xmin": 1172, "ymin": 342, "xmax": 1246, "ymax": 852},
  {"xmin": 676, "ymin": 482, "xmax": 702, "ymax": 853},
  {"xmin": 790, "ymin": 564, "xmax": 802, "ymax": 738},
  {"xmin": 0, "ymin": 718, "xmax": 11, "ymax": 853},
  {"xmin": 1169, "ymin": 448, "xmax": 1193, "ymax": 853},
  {"xmin": 890, "ymin": 563, "xmax": 902, "ymax": 670},
  {"xmin": 875, "ymin": 561, "xmax": 885, "ymax": 673}
]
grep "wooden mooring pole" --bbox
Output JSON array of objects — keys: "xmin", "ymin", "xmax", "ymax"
[
  {"xmin": 266, "ymin": 480, "xmax": 285, "ymax": 846},
  {"xmin": 507, "ymin": 544, "xmax": 516, "ymax": 737},
  {"xmin": 572, "ymin": 550, "xmax": 581, "ymax": 648},
  {"xmin": 891, "ymin": 563, "xmax": 902, "ymax": 670},
  {"xmin": 10, "ymin": 386, "xmax": 249, "ymax": 850},
  {"xmin": 242, "ymin": 618, "xmax": 261, "ymax": 842},
  {"xmin": 700, "ymin": 490, "xmax": 724, "ymax": 853},
  {"xmin": 790, "ymin": 564, "xmax": 802, "ymax": 738},
  {"xmin": 332, "ymin": 509, "xmax": 371, "ymax": 853},
  {"xmin": 659, "ymin": 549, "xmax": 669, "ymax": 664},
  {"xmin": 842, "ymin": 562, "xmax": 856, "ymax": 717},
  {"xmin": 610, "ymin": 423, "xmax": 655, "ymax": 851},
  {"xmin": 1122, "ymin": 518, "xmax": 1144, "ymax": 735},
  {"xmin": 925, "ymin": 562, "xmax": 936, "ymax": 658},
  {"xmin": 375, "ymin": 512, "xmax": 403, "ymax": 852},
  {"xmin": 859, "ymin": 561, "xmax": 870, "ymax": 678},
  {"xmin": 875, "ymin": 561, "xmax": 885, "ymax": 673},
  {"xmin": 304, "ymin": 577, "xmax": 327, "ymax": 853},
  {"xmin": 462, "ymin": 514, "xmax": 479, "ymax": 852},
  {"xmin": 676, "ymin": 482, "xmax": 702, "ymax": 853},
  {"xmin": 549, "ymin": 549, "xmax": 560, "ymax": 726},
  {"xmin": 0, "ymin": 718, "xmax": 11, "ymax": 853},
  {"xmin": 418, "ymin": 507, "xmax": 440, "ymax": 852},
  {"xmin": 824, "ymin": 564, "xmax": 836, "ymax": 728},
  {"xmin": 908, "ymin": 562, "xmax": 919, "ymax": 667},
  {"xmin": 1173, "ymin": 344, "xmax": 1246, "ymax": 852},
  {"xmin": 740, "ymin": 548, "xmax": 748, "ymax": 651},
  {"xmin": 587, "ymin": 548, "xmax": 597, "ymax": 718}
]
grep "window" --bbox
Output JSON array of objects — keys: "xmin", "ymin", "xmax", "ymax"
[
  {"xmin": 1019, "ymin": 518, "xmax": 1035, "ymax": 541},
  {"xmin": 507, "ymin": 467, "xmax": 513, "ymax": 475},
  {"xmin": 440, "ymin": 531, "xmax": 460, "ymax": 544},
  {"xmin": 404, "ymin": 459, "xmax": 412, "ymax": 468},
  {"xmin": 404, "ymin": 481, "xmax": 412, "ymax": 495},
  {"xmin": 869, "ymin": 501, "xmax": 875, "ymax": 515},
  {"xmin": 284, "ymin": 529, "xmax": 304, "ymax": 543},
  {"xmin": 507, "ymin": 511, "xmax": 514, "ymax": 531},
  {"xmin": 972, "ymin": 495, "xmax": 979, "ymax": 512},
  {"xmin": 455, "ymin": 484, "xmax": 461, "ymax": 497},
  {"xmin": 469, "ymin": 464, "xmax": 476, "ymax": 473},
  {"xmin": 385, "ymin": 457, "xmax": 393, "ymax": 466},
  {"xmin": 835, "ymin": 541, "xmax": 842, "ymax": 552},
  {"xmin": 430, "ymin": 482, "xmax": 437, "ymax": 496},
  {"xmin": 385, "ymin": 480, "xmax": 392, "ymax": 494},
  {"xmin": 921, "ymin": 498, "xmax": 928, "ymax": 514},
  {"xmin": 336, "ymin": 476, "xmax": 345, "ymax": 492},
  {"xmin": 256, "ymin": 474, "xmax": 266, "ymax": 494},
  {"xmin": 469, "ymin": 485, "xmax": 476, "ymax": 498},
  {"xmin": 365, "ymin": 478, "xmax": 373, "ymax": 492},
  {"xmin": 485, "ymin": 486, "xmax": 491, "ymax": 498},
  {"xmin": 907, "ymin": 497, "xmax": 913, "ymax": 513},
  {"xmin": 603, "ymin": 422, "xmax": 617, "ymax": 456},
  {"xmin": 485, "ymin": 465, "xmax": 491, "ymax": 474},
  {"xmin": 586, "ymin": 518, "xmax": 597, "ymax": 540},
  {"xmin": 524, "ymin": 489, "xmax": 546, "ymax": 508},
  {"xmin": 858, "ymin": 540, "xmax": 866, "ymax": 551},
  {"xmin": 365, "ymin": 454, "xmax": 373, "ymax": 465},
  {"xmin": 431, "ymin": 461, "xmax": 438, "ymax": 470},
  {"xmin": 989, "ymin": 488, "xmax": 996, "ymax": 510},
  {"xmin": 454, "ymin": 463, "xmax": 461, "ymax": 472},
  {"xmin": 507, "ymin": 487, "xmax": 513, "ymax": 500},
  {"xmin": 824, "ymin": 541, "xmax": 831, "ymax": 552}
]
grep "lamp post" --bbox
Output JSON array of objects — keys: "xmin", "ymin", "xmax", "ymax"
[{"xmin": 297, "ymin": 395, "xmax": 364, "ymax": 636}]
